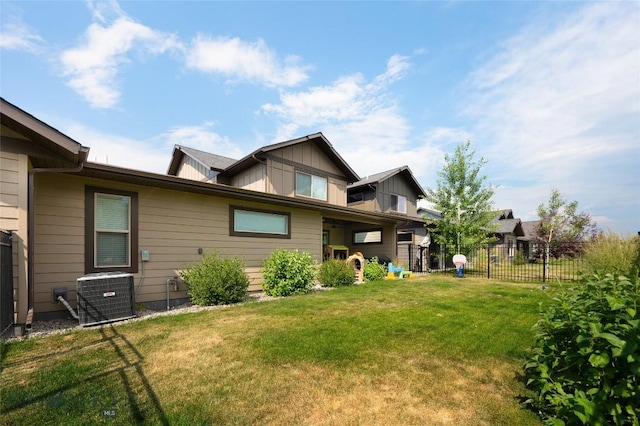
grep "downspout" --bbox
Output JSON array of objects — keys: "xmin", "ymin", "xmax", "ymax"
[{"xmin": 26, "ymin": 148, "xmax": 89, "ymax": 328}]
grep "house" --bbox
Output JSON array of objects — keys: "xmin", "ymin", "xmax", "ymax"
[
  {"xmin": 346, "ymin": 166, "xmax": 437, "ymax": 270},
  {"xmin": 1, "ymin": 98, "xmax": 410, "ymax": 332},
  {"xmin": 518, "ymin": 220, "xmax": 542, "ymax": 260},
  {"xmin": 490, "ymin": 209, "xmax": 525, "ymax": 262}
]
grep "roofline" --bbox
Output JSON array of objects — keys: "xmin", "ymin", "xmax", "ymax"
[
  {"xmin": 348, "ymin": 166, "xmax": 427, "ymax": 197},
  {"xmin": 80, "ymin": 162, "xmax": 405, "ymax": 224},
  {"xmin": 1, "ymin": 97, "xmax": 88, "ymax": 157},
  {"xmin": 166, "ymin": 145, "xmax": 221, "ymax": 176},
  {"xmin": 219, "ymin": 133, "xmax": 361, "ymax": 183}
]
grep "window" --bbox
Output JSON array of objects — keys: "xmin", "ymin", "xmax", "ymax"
[
  {"xmin": 353, "ymin": 229, "xmax": 383, "ymax": 244},
  {"xmin": 295, "ymin": 171, "xmax": 327, "ymax": 201},
  {"xmin": 398, "ymin": 232, "xmax": 413, "ymax": 243},
  {"xmin": 390, "ymin": 194, "xmax": 407, "ymax": 214},
  {"xmin": 85, "ymin": 187, "xmax": 138, "ymax": 273},
  {"xmin": 323, "ymin": 231, "xmax": 329, "ymax": 245},
  {"xmin": 230, "ymin": 206, "xmax": 291, "ymax": 239}
]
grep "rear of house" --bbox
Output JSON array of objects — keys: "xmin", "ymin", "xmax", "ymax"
[{"xmin": 1, "ymin": 99, "xmax": 405, "ymax": 330}]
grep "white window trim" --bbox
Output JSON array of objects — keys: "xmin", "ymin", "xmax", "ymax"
[{"xmin": 391, "ymin": 194, "xmax": 407, "ymax": 214}]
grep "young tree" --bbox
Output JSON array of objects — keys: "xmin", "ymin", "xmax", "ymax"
[
  {"xmin": 536, "ymin": 188, "xmax": 597, "ymax": 267},
  {"xmin": 423, "ymin": 141, "xmax": 497, "ymax": 255}
]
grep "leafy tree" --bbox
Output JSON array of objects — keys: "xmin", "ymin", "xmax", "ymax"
[
  {"xmin": 423, "ymin": 140, "xmax": 497, "ymax": 256},
  {"xmin": 536, "ymin": 188, "xmax": 597, "ymax": 264}
]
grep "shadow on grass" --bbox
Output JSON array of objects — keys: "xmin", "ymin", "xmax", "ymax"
[{"xmin": 2, "ymin": 325, "xmax": 169, "ymax": 425}]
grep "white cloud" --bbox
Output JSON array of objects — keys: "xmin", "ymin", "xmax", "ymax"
[
  {"xmin": 62, "ymin": 121, "xmax": 245, "ymax": 174},
  {"xmin": 262, "ymin": 55, "xmax": 412, "ymax": 139},
  {"xmin": 463, "ymin": 2, "xmax": 640, "ymax": 234},
  {"xmin": 185, "ymin": 35, "xmax": 309, "ymax": 87},
  {"xmin": 60, "ymin": 5, "xmax": 181, "ymax": 108},
  {"xmin": 0, "ymin": 15, "xmax": 45, "ymax": 53},
  {"xmin": 467, "ymin": 2, "xmax": 639, "ymax": 173},
  {"xmin": 260, "ymin": 54, "xmax": 451, "ymax": 184},
  {"xmin": 160, "ymin": 124, "xmax": 245, "ymax": 160}
]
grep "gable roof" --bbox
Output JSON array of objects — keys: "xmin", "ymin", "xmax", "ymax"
[
  {"xmin": 217, "ymin": 132, "xmax": 360, "ymax": 183},
  {"xmin": 347, "ymin": 166, "xmax": 427, "ymax": 198},
  {"xmin": 490, "ymin": 209, "xmax": 525, "ymax": 237},
  {"xmin": 167, "ymin": 145, "xmax": 237, "ymax": 175},
  {"xmin": 491, "ymin": 218, "xmax": 525, "ymax": 236},
  {"xmin": 493, "ymin": 209, "xmax": 515, "ymax": 220},
  {"xmin": 1, "ymin": 97, "xmax": 89, "ymax": 167},
  {"xmin": 519, "ymin": 220, "xmax": 541, "ymax": 241}
]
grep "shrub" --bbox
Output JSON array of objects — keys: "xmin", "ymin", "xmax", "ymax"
[
  {"xmin": 582, "ymin": 231, "xmax": 640, "ymax": 277},
  {"xmin": 512, "ymin": 250, "xmax": 528, "ymax": 266},
  {"xmin": 363, "ymin": 257, "xmax": 387, "ymax": 281},
  {"xmin": 524, "ymin": 273, "xmax": 640, "ymax": 425},
  {"xmin": 179, "ymin": 251, "xmax": 249, "ymax": 306},
  {"xmin": 318, "ymin": 259, "xmax": 354, "ymax": 287},
  {"xmin": 262, "ymin": 249, "xmax": 315, "ymax": 297}
]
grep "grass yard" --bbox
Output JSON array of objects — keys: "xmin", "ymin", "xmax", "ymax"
[{"xmin": 0, "ymin": 276, "xmax": 553, "ymax": 425}]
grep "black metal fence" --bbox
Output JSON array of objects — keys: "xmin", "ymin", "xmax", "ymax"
[
  {"xmin": 1, "ymin": 230, "xmax": 15, "ymax": 339},
  {"xmin": 403, "ymin": 241, "xmax": 584, "ymax": 282}
]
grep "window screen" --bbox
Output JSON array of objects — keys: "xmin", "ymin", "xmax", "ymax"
[
  {"xmin": 95, "ymin": 194, "xmax": 130, "ymax": 267},
  {"xmin": 353, "ymin": 229, "xmax": 382, "ymax": 244},
  {"xmin": 296, "ymin": 171, "xmax": 327, "ymax": 201}
]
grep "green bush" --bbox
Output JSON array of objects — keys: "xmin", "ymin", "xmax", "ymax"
[
  {"xmin": 179, "ymin": 251, "xmax": 249, "ymax": 306},
  {"xmin": 524, "ymin": 274, "xmax": 640, "ymax": 425},
  {"xmin": 318, "ymin": 259, "xmax": 354, "ymax": 287},
  {"xmin": 363, "ymin": 257, "xmax": 387, "ymax": 281},
  {"xmin": 582, "ymin": 231, "xmax": 640, "ymax": 277},
  {"xmin": 262, "ymin": 249, "xmax": 315, "ymax": 297},
  {"xmin": 512, "ymin": 250, "xmax": 528, "ymax": 266}
]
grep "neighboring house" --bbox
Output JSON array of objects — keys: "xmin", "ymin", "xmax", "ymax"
[
  {"xmin": 490, "ymin": 209, "xmax": 525, "ymax": 261},
  {"xmin": 346, "ymin": 166, "xmax": 437, "ymax": 270},
  {"xmin": 346, "ymin": 166, "xmax": 425, "ymax": 216},
  {"xmin": 1, "ymin": 98, "xmax": 409, "ymax": 330},
  {"xmin": 518, "ymin": 220, "xmax": 542, "ymax": 260}
]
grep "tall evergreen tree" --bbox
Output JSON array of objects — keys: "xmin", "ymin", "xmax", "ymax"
[{"xmin": 424, "ymin": 141, "xmax": 497, "ymax": 255}]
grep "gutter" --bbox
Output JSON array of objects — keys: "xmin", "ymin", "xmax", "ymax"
[{"xmin": 25, "ymin": 148, "xmax": 89, "ymax": 330}]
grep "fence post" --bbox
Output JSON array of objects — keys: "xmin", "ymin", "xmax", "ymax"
[
  {"xmin": 542, "ymin": 244, "xmax": 547, "ymax": 283},
  {"xmin": 486, "ymin": 245, "xmax": 491, "ymax": 279}
]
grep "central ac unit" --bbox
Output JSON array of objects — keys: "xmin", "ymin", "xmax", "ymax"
[{"xmin": 76, "ymin": 272, "xmax": 136, "ymax": 326}]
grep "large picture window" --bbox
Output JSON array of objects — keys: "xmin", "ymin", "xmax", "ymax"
[
  {"xmin": 295, "ymin": 171, "xmax": 327, "ymax": 201},
  {"xmin": 230, "ymin": 206, "xmax": 291, "ymax": 239},
  {"xmin": 390, "ymin": 194, "xmax": 407, "ymax": 214},
  {"xmin": 353, "ymin": 229, "xmax": 383, "ymax": 244},
  {"xmin": 85, "ymin": 187, "xmax": 138, "ymax": 273}
]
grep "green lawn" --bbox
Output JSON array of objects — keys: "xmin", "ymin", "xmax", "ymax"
[{"xmin": 0, "ymin": 276, "xmax": 553, "ymax": 425}]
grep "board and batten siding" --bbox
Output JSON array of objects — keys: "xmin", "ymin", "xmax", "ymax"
[
  {"xmin": 33, "ymin": 173, "xmax": 323, "ymax": 315},
  {"xmin": 0, "ymin": 150, "xmax": 29, "ymax": 323},
  {"xmin": 232, "ymin": 163, "xmax": 266, "ymax": 192},
  {"xmin": 266, "ymin": 141, "xmax": 348, "ymax": 206},
  {"xmin": 176, "ymin": 156, "xmax": 210, "ymax": 182},
  {"xmin": 376, "ymin": 174, "xmax": 419, "ymax": 216}
]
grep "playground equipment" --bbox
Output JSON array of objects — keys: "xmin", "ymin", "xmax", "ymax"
[
  {"xmin": 386, "ymin": 262, "xmax": 412, "ymax": 280},
  {"xmin": 453, "ymin": 254, "xmax": 467, "ymax": 278},
  {"xmin": 347, "ymin": 252, "xmax": 365, "ymax": 283},
  {"xmin": 323, "ymin": 244, "xmax": 348, "ymax": 261}
]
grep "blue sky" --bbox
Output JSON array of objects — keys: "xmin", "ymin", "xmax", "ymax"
[{"xmin": 1, "ymin": 1, "xmax": 639, "ymax": 235}]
